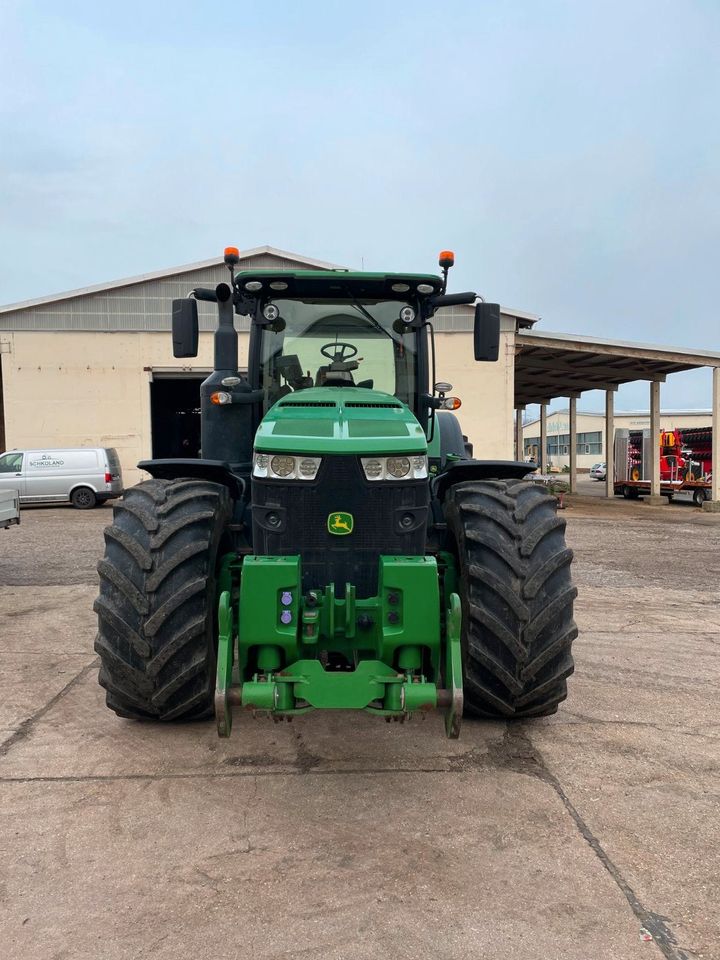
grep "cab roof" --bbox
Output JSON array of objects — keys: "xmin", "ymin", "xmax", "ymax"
[{"xmin": 233, "ymin": 270, "xmax": 443, "ymax": 300}]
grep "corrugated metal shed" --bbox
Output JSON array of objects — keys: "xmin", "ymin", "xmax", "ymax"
[
  {"xmin": 0, "ymin": 245, "xmax": 538, "ymax": 335},
  {"xmin": 0, "ymin": 247, "xmax": 345, "ymax": 333}
]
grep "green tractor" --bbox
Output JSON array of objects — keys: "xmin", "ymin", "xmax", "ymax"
[{"xmin": 94, "ymin": 249, "xmax": 577, "ymax": 738}]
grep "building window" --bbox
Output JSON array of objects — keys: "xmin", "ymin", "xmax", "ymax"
[
  {"xmin": 547, "ymin": 433, "xmax": 570, "ymax": 456},
  {"xmin": 576, "ymin": 431, "xmax": 602, "ymax": 455}
]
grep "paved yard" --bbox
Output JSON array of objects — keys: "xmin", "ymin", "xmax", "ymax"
[{"xmin": 0, "ymin": 495, "xmax": 718, "ymax": 960}]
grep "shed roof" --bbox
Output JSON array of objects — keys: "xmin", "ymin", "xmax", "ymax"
[
  {"xmin": 0, "ymin": 245, "xmax": 345, "ymax": 315},
  {"xmin": 514, "ymin": 329, "xmax": 720, "ymax": 407}
]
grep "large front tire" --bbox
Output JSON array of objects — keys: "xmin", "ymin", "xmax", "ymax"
[
  {"xmin": 446, "ymin": 479, "xmax": 578, "ymax": 718},
  {"xmin": 94, "ymin": 478, "xmax": 231, "ymax": 721}
]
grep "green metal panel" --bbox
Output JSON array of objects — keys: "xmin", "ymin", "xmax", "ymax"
[
  {"xmin": 215, "ymin": 552, "xmax": 463, "ymax": 735},
  {"xmin": 377, "ymin": 555, "xmax": 440, "ymax": 671},
  {"xmin": 444, "ymin": 593, "xmax": 463, "ymax": 739},
  {"xmin": 254, "ymin": 387, "xmax": 427, "ymax": 455},
  {"xmin": 215, "ymin": 590, "xmax": 234, "ymax": 738},
  {"xmin": 238, "ymin": 556, "xmax": 302, "ymax": 668}
]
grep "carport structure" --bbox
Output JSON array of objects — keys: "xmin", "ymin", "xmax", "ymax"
[{"xmin": 512, "ymin": 330, "xmax": 720, "ymax": 506}]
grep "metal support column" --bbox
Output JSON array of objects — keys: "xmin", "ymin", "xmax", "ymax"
[
  {"xmin": 568, "ymin": 397, "xmax": 577, "ymax": 493},
  {"xmin": 605, "ymin": 388, "xmax": 616, "ymax": 500},
  {"xmin": 540, "ymin": 403, "xmax": 548, "ymax": 473},
  {"xmin": 515, "ymin": 406, "xmax": 525, "ymax": 462},
  {"xmin": 704, "ymin": 366, "xmax": 720, "ymax": 511},
  {"xmin": 648, "ymin": 380, "xmax": 664, "ymax": 505}
]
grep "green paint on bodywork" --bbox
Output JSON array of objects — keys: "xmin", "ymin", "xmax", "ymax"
[
  {"xmin": 254, "ymin": 386, "xmax": 427, "ymax": 455},
  {"xmin": 215, "ymin": 553, "xmax": 458, "ymax": 724},
  {"xmin": 237, "ymin": 554, "xmax": 440, "ymax": 670},
  {"xmin": 215, "ymin": 590, "xmax": 234, "ymax": 738},
  {"xmin": 214, "ymin": 550, "xmax": 464, "ymax": 734},
  {"xmin": 444, "ymin": 593, "xmax": 463, "ymax": 739}
]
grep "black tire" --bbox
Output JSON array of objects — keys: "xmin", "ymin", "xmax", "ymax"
[
  {"xmin": 71, "ymin": 486, "xmax": 97, "ymax": 509},
  {"xmin": 693, "ymin": 488, "xmax": 708, "ymax": 507},
  {"xmin": 94, "ymin": 478, "xmax": 232, "ymax": 721},
  {"xmin": 445, "ymin": 479, "xmax": 577, "ymax": 719}
]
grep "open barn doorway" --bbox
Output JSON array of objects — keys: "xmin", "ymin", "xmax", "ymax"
[{"xmin": 150, "ymin": 376, "xmax": 205, "ymax": 459}]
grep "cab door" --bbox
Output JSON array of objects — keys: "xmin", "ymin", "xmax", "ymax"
[{"xmin": 0, "ymin": 452, "xmax": 26, "ymax": 498}]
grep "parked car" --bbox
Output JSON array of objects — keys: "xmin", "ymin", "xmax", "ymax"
[
  {"xmin": 0, "ymin": 447, "xmax": 123, "ymax": 509},
  {"xmin": 589, "ymin": 462, "xmax": 607, "ymax": 481},
  {"xmin": 0, "ymin": 488, "xmax": 20, "ymax": 528}
]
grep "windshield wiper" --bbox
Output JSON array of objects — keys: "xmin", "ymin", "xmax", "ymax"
[{"xmin": 342, "ymin": 287, "xmax": 396, "ymax": 341}]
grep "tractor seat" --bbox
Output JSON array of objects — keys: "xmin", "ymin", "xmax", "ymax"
[{"xmin": 316, "ymin": 359, "xmax": 359, "ymax": 386}]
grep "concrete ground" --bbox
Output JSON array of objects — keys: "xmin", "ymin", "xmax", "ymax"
[{"xmin": 0, "ymin": 497, "xmax": 718, "ymax": 960}]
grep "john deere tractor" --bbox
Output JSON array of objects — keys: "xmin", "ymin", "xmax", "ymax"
[{"xmin": 94, "ymin": 249, "xmax": 577, "ymax": 737}]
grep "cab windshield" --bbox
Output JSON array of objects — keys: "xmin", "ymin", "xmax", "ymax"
[{"xmin": 257, "ymin": 299, "xmax": 418, "ymax": 412}]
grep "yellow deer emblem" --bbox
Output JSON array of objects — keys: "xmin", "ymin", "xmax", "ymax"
[{"xmin": 328, "ymin": 512, "xmax": 354, "ymax": 535}]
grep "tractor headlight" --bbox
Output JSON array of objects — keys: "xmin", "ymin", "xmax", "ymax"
[
  {"xmin": 298, "ymin": 457, "xmax": 320, "ymax": 479},
  {"xmin": 270, "ymin": 455, "xmax": 295, "ymax": 478},
  {"xmin": 363, "ymin": 459, "xmax": 383, "ymax": 479},
  {"xmin": 386, "ymin": 457, "xmax": 410, "ymax": 478},
  {"xmin": 361, "ymin": 455, "xmax": 428, "ymax": 481},
  {"xmin": 253, "ymin": 452, "xmax": 322, "ymax": 481}
]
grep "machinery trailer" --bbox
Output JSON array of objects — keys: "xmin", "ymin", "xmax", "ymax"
[
  {"xmin": 614, "ymin": 427, "xmax": 712, "ymax": 506},
  {"xmin": 614, "ymin": 477, "xmax": 712, "ymax": 507}
]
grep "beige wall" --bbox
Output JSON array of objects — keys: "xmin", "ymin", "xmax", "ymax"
[
  {"xmin": 2, "ymin": 330, "xmax": 246, "ymax": 487},
  {"xmin": 2, "ymin": 327, "xmax": 516, "ymax": 489},
  {"xmin": 434, "ymin": 328, "xmax": 515, "ymax": 460},
  {"xmin": 614, "ymin": 412, "xmax": 712, "ymax": 431}
]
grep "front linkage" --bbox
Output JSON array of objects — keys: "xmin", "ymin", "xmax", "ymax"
[{"xmin": 214, "ymin": 553, "xmax": 464, "ymax": 739}]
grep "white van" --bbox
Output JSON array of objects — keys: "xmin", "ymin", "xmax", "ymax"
[{"xmin": 0, "ymin": 447, "xmax": 123, "ymax": 509}]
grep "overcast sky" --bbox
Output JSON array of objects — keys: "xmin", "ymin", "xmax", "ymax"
[{"xmin": 1, "ymin": 0, "xmax": 718, "ymax": 412}]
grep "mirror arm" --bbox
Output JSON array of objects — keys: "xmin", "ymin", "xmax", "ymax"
[{"xmin": 191, "ymin": 287, "xmax": 218, "ymax": 303}]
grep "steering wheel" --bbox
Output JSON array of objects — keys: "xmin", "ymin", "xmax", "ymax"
[{"xmin": 320, "ymin": 341, "xmax": 358, "ymax": 362}]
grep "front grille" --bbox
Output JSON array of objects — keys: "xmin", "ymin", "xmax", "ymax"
[{"xmin": 251, "ymin": 455, "xmax": 428, "ymax": 597}]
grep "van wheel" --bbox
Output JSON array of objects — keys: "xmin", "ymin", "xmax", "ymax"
[{"xmin": 71, "ymin": 487, "xmax": 97, "ymax": 509}]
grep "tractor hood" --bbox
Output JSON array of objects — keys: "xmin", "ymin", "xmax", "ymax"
[{"xmin": 254, "ymin": 387, "xmax": 427, "ymax": 455}]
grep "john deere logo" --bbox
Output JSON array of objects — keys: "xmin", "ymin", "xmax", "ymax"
[{"xmin": 328, "ymin": 512, "xmax": 354, "ymax": 535}]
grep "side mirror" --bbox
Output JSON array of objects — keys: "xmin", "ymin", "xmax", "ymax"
[
  {"xmin": 474, "ymin": 302, "xmax": 500, "ymax": 362},
  {"xmin": 172, "ymin": 299, "xmax": 199, "ymax": 358}
]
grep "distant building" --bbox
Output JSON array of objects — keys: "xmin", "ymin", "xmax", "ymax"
[{"xmin": 522, "ymin": 409, "xmax": 713, "ymax": 470}]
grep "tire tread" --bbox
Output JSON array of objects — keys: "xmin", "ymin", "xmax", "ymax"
[
  {"xmin": 446, "ymin": 478, "xmax": 577, "ymax": 718},
  {"xmin": 94, "ymin": 478, "xmax": 231, "ymax": 721}
]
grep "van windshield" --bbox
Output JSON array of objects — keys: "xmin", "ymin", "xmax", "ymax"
[{"xmin": 258, "ymin": 299, "xmax": 417, "ymax": 412}]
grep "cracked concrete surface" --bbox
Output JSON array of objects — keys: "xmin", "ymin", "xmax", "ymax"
[{"xmin": 0, "ymin": 497, "xmax": 718, "ymax": 960}]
